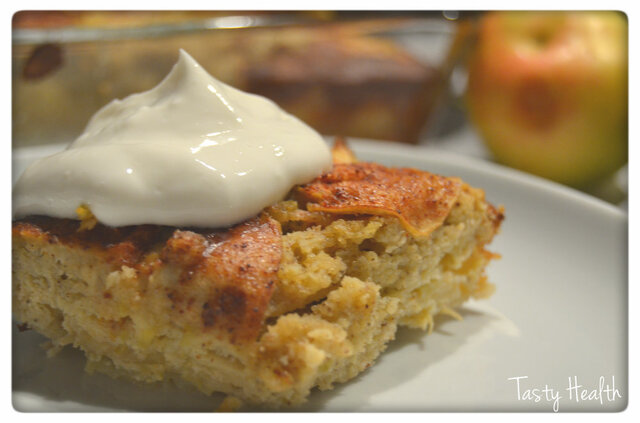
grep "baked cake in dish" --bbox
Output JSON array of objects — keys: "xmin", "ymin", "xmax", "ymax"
[
  {"xmin": 14, "ymin": 18, "xmax": 438, "ymax": 147},
  {"xmin": 12, "ymin": 140, "xmax": 503, "ymax": 408}
]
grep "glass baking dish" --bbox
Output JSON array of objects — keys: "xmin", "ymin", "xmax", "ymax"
[{"xmin": 12, "ymin": 11, "xmax": 463, "ymax": 148}]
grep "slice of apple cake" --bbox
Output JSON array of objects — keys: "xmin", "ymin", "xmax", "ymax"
[{"xmin": 12, "ymin": 142, "xmax": 503, "ymax": 408}]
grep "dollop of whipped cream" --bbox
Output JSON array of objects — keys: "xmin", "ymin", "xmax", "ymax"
[{"xmin": 13, "ymin": 50, "xmax": 332, "ymax": 228}]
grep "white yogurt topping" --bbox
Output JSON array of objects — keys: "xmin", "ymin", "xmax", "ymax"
[{"xmin": 13, "ymin": 50, "xmax": 332, "ymax": 227}]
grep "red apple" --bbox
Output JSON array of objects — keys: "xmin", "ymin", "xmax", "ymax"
[{"xmin": 466, "ymin": 11, "xmax": 627, "ymax": 187}]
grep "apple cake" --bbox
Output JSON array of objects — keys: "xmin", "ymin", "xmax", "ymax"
[
  {"xmin": 12, "ymin": 141, "xmax": 504, "ymax": 408},
  {"xmin": 14, "ymin": 16, "xmax": 437, "ymax": 147}
]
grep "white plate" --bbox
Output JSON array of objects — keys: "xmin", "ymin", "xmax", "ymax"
[{"xmin": 12, "ymin": 140, "xmax": 628, "ymax": 412}]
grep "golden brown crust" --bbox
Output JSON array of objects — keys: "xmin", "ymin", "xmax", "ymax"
[
  {"xmin": 164, "ymin": 214, "xmax": 281, "ymax": 342},
  {"xmin": 12, "ymin": 217, "xmax": 173, "ymax": 267},
  {"xmin": 295, "ymin": 162, "xmax": 462, "ymax": 237},
  {"xmin": 12, "ymin": 214, "xmax": 282, "ymax": 343}
]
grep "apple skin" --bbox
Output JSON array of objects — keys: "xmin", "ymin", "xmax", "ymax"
[{"xmin": 466, "ymin": 11, "xmax": 628, "ymax": 187}]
